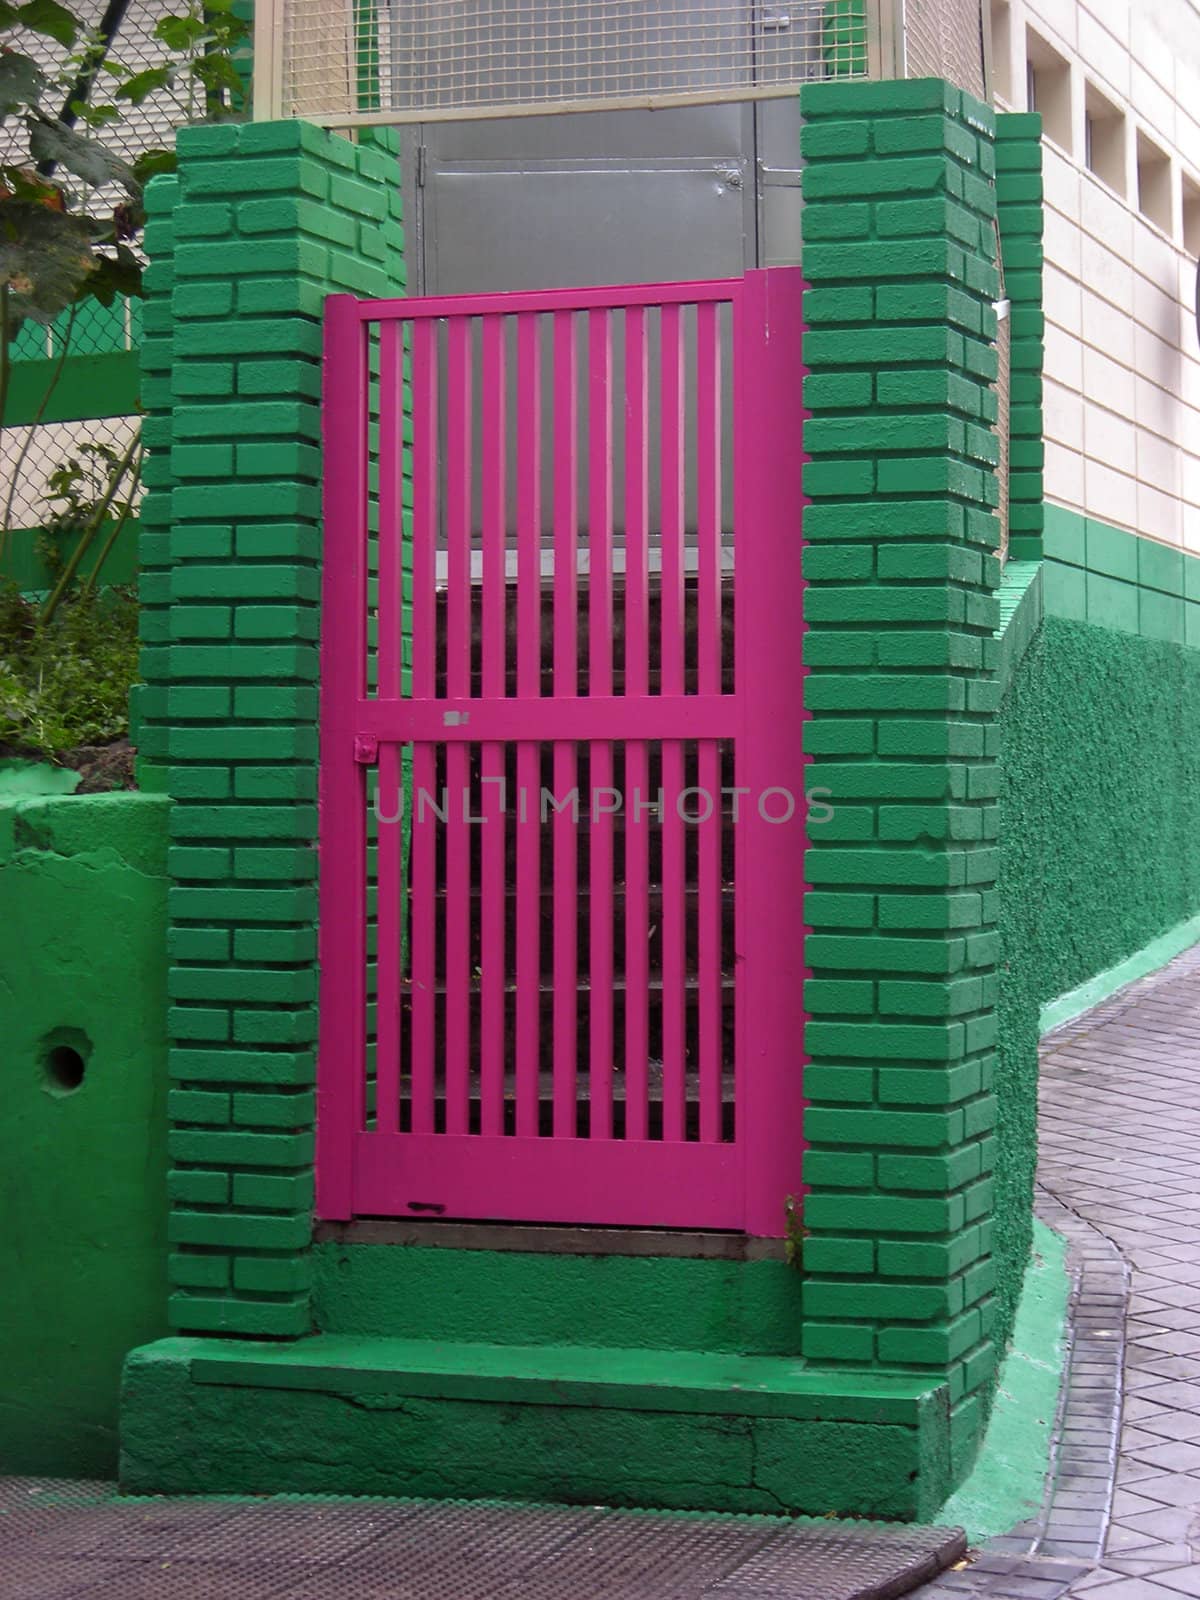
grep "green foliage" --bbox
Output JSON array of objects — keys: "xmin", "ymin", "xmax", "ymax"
[
  {"xmin": 0, "ymin": 582, "xmax": 136, "ymax": 755},
  {"xmin": 37, "ymin": 438, "xmax": 132, "ymax": 572},
  {"xmin": 0, "ymin": 0, "xmax": 252, "ymax": 337}
]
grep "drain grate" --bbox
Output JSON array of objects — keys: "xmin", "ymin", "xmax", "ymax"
[{"xmin": 0, "ymin": 1477, "xmax": 966, "ymax": 1600}]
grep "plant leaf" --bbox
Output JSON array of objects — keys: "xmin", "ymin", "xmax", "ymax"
[
  {"xmin": 81, "ymin": 243, "xmax": 141, "ymax": 306},
  {"xmin": 131, "ymin": 147, "xmax": 176, "ymax": 185},
  {"xmin": 115, "ymin": 64, "xmax": 174, "ymax": 104},
  {"xmin": 15, "ymin": 0, "xmax": 78, "ymax": 47},
  {"xmin": 155, "ymin": 12, "xmax": 207, "ymax": 51},
  {"xmin": 0, "ymin": 50, "xmax": 47, "ymax": 116},
  {"xmin": 0, "ymin": 201, "xmax": 96, "ymax": 323},
  {"xmin": 28, "ymin": 116, "xmax": 140, "ymax": 193}
]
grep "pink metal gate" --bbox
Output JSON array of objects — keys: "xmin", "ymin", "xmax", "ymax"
[{"xmin": 318, "ymin": 269, "xmax": 807, "ymax": 1235}]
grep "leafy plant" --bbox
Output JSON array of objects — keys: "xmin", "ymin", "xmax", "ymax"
[
  {"xmin": 0, "ymin": 0, "xmax": 250, "ymax": 554},
  {"xmin": 0, "ymin": 579, "xmax": 137, "ymax": 755},
  {"xmin": 35, "ymin": 431, "xmax": 142, "ymax": 619}
]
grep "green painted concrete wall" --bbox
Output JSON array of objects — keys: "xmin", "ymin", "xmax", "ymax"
[
  {"xmin": 994, "ymin": 506, "xmax": 1200, "ymax": 1355},
  {"xmin": 2, "ymin": 521, "xmax": 139, "ymax": 594},
  {"xmin": 1042, "ymin": 504, "xmax": 1200, "ymax": 644},
  {"xmin": 0, "ymin": 792, "xmax": 169, "ymax": 1475},
  {"xmin": 312, "ymin": 1242, "xmax": 805, "ymax": 1355}
]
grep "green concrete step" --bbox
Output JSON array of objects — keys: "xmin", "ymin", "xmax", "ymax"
[
  {"xmin": 185, "ymin": 1332, "xmax": 939, "ymax": 1424},
  {"xmin": 122, "ymin": 1336, "xmax": 952, "ymax": 1517},
  {"xmin": 311, "ymin": 1236, "xmax": 807, "ymax": 1356}
]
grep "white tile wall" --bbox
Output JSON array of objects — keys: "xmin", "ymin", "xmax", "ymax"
[{"xmin": 997, "ymin": 0, "xmax": 1200, "ymax": 548}]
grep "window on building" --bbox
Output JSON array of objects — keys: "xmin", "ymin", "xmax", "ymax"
[
  {"xmin": 1182, "ymin": 172, "xmax": 1200, "ymax": 255},
  {"xmin": 1085, "ymin": 82, "xmax": 1126, "ymax": 195},
  {"xmin": 1137, "ymin": 131, "xmax": 1173, "ymax": 234},
  {"xmin": 990, "ymin": 0, "xmax": 1012, "ymax": 105},
  {"xmin": 1025, "ymin": 29, "xmax": 1072, "ymax": 151}
]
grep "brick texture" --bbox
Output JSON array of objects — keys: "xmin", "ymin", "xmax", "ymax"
[
  {"xmin": 136, "ymin": 120, "xmax": 404, "ymax": 1337},
  {"xmin": 995, "ymin": 112, "xmax": 1044, "ymax": 561},
  {"xmin": 798, "ymin": 77, "xmax": 1002, "ymax": 1487}
]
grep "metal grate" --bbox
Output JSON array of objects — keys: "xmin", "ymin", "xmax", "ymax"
[
  {"xmin": 902, "ymin": 0, "xmax": 986, "ymax": 98},
  {"xmin": 268, "ymin": 0, "xmax": 874, "ymax": 127},
  {"xmin": 0, "ymin": 1477, "xmax": 968, "ymax": 1600}
]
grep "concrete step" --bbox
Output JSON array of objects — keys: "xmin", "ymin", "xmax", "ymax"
[{"xmin": 121, "ymin": 1333, "xmax": 951, "ymax": 1518}]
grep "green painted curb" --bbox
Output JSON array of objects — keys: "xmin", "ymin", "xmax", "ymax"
[
  {"xmin": 933, "ymin": 1217, "xmax": 1068, "ymax": 1544},
  {"xmin": 1039, "ymin": 915, "xmax": 1200, "ymax": 1036}
]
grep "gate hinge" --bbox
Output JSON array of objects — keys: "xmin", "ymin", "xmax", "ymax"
[
  {"xmin": 353, "ymin": 734, "xmax": 379, "ymax": 765},
  {"xmin": 416, "ymin": 144, "xmax": 427, "ymax": 188}
]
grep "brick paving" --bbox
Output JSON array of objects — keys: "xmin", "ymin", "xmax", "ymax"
[{"xmin": 922, "ymin": 942, "xmax": 1200, "ymax": 1599}]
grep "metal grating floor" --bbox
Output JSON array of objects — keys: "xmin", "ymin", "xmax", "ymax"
[{"xmin": 0, "ymin": 1478, "xmax": 967, "ymax": 1600}]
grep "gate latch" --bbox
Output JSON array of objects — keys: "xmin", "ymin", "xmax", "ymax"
[{"xmin": 353, "ymin": 734, "xmax": 379, "ymax": 765}]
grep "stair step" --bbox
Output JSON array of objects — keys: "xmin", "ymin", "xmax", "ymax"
[{"xmin": 184, "ymin": 1333, "xmax": 938, "ymax": 1425}]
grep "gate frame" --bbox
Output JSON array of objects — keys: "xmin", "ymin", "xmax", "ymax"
[{"xmin": 316, "ymin": 268, "xmax": 809, "ymax": 1236}]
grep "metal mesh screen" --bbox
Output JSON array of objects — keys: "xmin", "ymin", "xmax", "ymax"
[
  {"xmin": 902, "ymin": 0, "xmax": 986, "ymax": 98},
  {"xmin": 0, "ymin": 1, "xmax": 179, "ymax": 539},
  {"xmin": 276, "ymin": 0, "xmax": 873, "ymax": 126}
]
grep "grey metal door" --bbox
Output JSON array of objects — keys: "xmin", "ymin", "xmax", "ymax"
[{"xmin": 400, "ymin": 99, "xmax": 802, "ymax": 298}]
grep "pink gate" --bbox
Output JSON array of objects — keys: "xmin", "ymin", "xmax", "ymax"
[{"xmin": 318, "ymin": 269, "xmax": 807, "ymax": 1236}]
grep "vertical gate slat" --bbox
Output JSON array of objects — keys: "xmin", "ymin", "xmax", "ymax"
[
  {"xmin": 696, "ymin": 302, "xmax": 724, "ymax": 1144},
  {"xmin": 480, "ymin": 314, "xmax": 507, "ymax": 1136},
  {"xmin": 588, "ymin": 308, "xmax": 615, "ymax": 1138},
  {"xmin": 317, "ymin": 298, "xmax": 368, "ymax": 1217},
  {"xmin": 374, "ymin": 321, "xmax": 403, "ymax": 1136},
  {"xmin": 409, "ymin": 317, "xmax": 439, "ymax": 1135},
  {"xmin": 623, "ymin": 306, "xmax": 650, "ymax": 1142},
  {"xmin": 660, "ymin": 304, "xmax": 687, "ymax": 1142},
  {"xmin": 552, "ymin": 309, "xmax": 579, "ymax": 1139},
  {"xmin": 445, "ymin": 317, "xmax": 473, "ymax": 1136},
  {"xmin": 735, "ymin": 269, "xmax": 808, "ymax": 1234},
  {"xmin": 515, "ymin": 312, "xmax": 542, "ymax": 1137}
]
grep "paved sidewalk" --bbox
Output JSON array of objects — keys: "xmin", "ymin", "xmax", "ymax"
[{"xmin": 923, "ymin": 942, "xmax": 1200, "ymax": 1599}]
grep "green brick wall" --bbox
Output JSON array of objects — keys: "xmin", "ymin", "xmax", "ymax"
[
  {"xmin": 136, "ymin": 120, "xmax": 404, "ymax": 1337},
  {"xmin": 995, "ymin": 113, "xmax": 1044, "ymax": 562},
  {"xmin": 798, "ymin": 78, "xmax": 1003, "ymax": 1485}
]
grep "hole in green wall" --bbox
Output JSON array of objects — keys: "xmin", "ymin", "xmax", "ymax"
[{"xmin": 38, "ymin": 1028, "xmax": 92, "ymax": 1098}]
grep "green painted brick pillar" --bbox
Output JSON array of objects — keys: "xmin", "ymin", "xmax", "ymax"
[
  {"xmin": 798, "ymin": 78, "xmax": 1003, "ymax": 1488},
  {"xmin": 995, "ymin": 111, "xmax": 1045, "ymax": 562},
  {"xmin": 136, "ymin": 121, "xmax": 405, "ymax": 1338}
]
